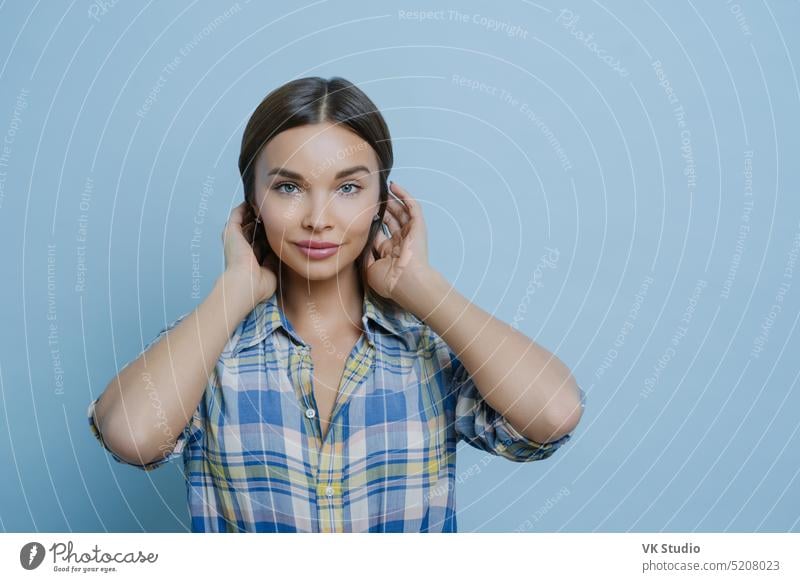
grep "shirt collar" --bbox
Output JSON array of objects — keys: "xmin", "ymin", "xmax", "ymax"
[{"xmin": 231, "ymin": 290, "xmax": 420, "ymax": 356}]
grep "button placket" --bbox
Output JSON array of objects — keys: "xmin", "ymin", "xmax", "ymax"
[
  {"xmin": 296, "ymin": 345, "xmax": 322, "ymax": 441},
  {"xmin": 314, "ymin": 338, "xmax": 375, "ymax": 533}
]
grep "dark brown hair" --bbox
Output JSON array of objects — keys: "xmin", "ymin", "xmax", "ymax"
[{"xmin": 237, "ymin": 76, "xmax": 400, "ymax": 313}]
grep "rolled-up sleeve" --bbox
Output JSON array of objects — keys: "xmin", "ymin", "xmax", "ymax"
[
  {"xmin": 444, "ymin": 338, "xmax": 586, "ymax": 462},
  {"xmin": 87, "ymin": 396, "xmax": 204, "ymax": 471},
  {"xmin": 87, "ymin": 311, "xmax": 204, "ymax": 471}
]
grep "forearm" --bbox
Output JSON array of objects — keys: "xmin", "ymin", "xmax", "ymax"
[
  {"xmin": 94, "ymin": 270, "xmax": 255, "ymax": 464},
  {"xmin": 397, "ymin": 269, "xmax": 583, "ymax": 444}
]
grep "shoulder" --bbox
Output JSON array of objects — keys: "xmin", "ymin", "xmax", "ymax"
[
  {"xmin": 388, "ymin": 308, "xmax": 453, "ymax": 372},
  {"xmin": 220, "ymin": 302, "xmax": 267, "ymax": 360},
  {"xmin": 377, "ymin": 301, "xmax": 440, "ymax": 357},
  {"xmin": 384, "ymin": 299, "xmax": 446, "ymax": 356}
]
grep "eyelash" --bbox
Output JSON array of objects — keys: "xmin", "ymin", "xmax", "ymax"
[{"xmin": 273, "ymin": 182, "xmax": 363, "ymax": 197}]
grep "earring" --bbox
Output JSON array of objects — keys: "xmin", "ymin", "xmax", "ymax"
[
  {"xmin": 372, "ymin": 214, "xmax": 380, "ymax": 221},
  {"xmin": 255, "ymin": 216, "xmax": 261, "ymax": 224}
]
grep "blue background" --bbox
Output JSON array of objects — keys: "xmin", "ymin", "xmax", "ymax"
[{"xmin": 0, "ymin": 0, "xmax": 798, "ymax": 532}]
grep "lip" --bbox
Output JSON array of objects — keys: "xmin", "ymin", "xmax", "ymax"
[
  {"xmin": 295, "ymin": 240, "xmax": 340, "ymax": 249},
  {"xmin": 294, "ymin": 241, "xmax": 341, "ymax": 260}
]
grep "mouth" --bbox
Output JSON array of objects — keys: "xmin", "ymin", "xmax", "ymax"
[{"xmin": 294, "ymin": 241, "xmax": 342, "ymax": 260}]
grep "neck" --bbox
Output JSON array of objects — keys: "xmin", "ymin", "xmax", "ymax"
[{"xmin": 277, "ymin": 263, "xmax": 364, "ymax": 343}]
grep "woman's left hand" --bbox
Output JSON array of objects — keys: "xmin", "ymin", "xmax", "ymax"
[{"xmin": 366, "ymin": 181, "xmax": 433, "ymax": 305}]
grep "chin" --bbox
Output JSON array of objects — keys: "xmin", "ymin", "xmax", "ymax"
[{"xmin": 281, "ymin": 256, "xmax": 359, "ymax": 281}]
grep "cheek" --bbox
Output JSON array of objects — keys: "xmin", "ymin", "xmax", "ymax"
[
  {"xmin": 259, "ymin": 215, "xmax": 293, "ymax": 256},
  {"xmin": 344, "ymin": 212, "xmax": 375, "ymax": 239},
  {"xmin": 340, "ymin": 199, "xmax": 379, "ymax": 238},
  {"xmin": 263, "ymin": 226, "xmax": 294, "ymax": 260}
]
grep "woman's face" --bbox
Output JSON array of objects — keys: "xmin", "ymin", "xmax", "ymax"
[{"xmin": 252, "ymin": 121, "xmax": 382, "ymax": 281}]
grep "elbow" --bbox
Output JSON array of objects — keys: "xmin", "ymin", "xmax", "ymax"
[
  {"xmin": 102, "ymin": 428, "xmax": 168, "ymax": 466},
  {"xmin": 545, "ymin": 379, "xmax": 585, "ymax": 440},
  {"xmin": 94, "ymin": 393, "xmax": 166, "ymax": 466},
  {"xmin": 555, "ymin": 405, "xmax": 583, "ymax": 438}
]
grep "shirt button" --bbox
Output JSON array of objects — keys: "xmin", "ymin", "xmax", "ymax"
[
  {"xmin": 305, "ymin": 408, "xmax": 316, "ymax": 419},
  {"xmin": 325, "ymin": 485, "xmax": 334, "ymax": 497}
]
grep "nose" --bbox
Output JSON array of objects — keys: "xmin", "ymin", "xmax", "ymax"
[{"xmin": 300, "ymin": 191, "xmax": 334, "ymax": 231}]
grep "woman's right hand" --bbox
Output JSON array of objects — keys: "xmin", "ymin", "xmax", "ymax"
[{"xmin": 221, "ymin": 202, "xmax": 278, "ymax": 308}]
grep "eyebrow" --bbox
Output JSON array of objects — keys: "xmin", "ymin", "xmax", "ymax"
[{"xmin": 266, "ymin": 165, "xmax": 372, "ymax": 181}]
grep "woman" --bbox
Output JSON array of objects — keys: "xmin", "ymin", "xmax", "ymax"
[{"xmin": 87, "ymin": 76, "xmax": 586, "ymax": 533}]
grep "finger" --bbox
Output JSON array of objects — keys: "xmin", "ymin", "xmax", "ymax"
[
  {"xmin": 388, "ymin": 182, "xmax": 420, "ymax": 221},
  {"xmin": 367, "ymin": 231, "xmax": 384, "ymax": 265},
  {"xmin": 373, "ymin": 225, "xmax": 389, "ymax": 247},
  {"xmin": 229, "ymin": 201, "xmax": 247, "ymax": 225},
  {"xmin": 373, "ymin": 228, "xmax": 391, "ymax": 258},
  {"xmin": 223, "ymin": 206, "xmax": 245, "ymax": 244},
  {"xmin": 385, "ymin": 197, "xmax": 410, "ymax": 225},
  {"xmin": 387, "ymin": 182, "xmax": 407, "ymax": 207},
  {"xmin": 383, "ymin": 212, "xmax": 403, "ymax": 238}
]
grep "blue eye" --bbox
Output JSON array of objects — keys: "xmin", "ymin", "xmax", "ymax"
[
  {"xmin": 274, "ymin": 182, "xmax": 300, "ymax": 195},
  {"xmin": 272, "ymin": 182, "xmax": 362, "ymax": 197},
  {"xmin": 339, "ymin": 182, "xmax": 362, "ymax": 196}
]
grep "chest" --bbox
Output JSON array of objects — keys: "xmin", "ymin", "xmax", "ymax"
[
  {"xmin": 216, "ymin": 329, "xmax": 445, "ymax": 447},
  {"xmin": 310, "ymin": 353, "xmax": 346, "ymax": 429},
  {"xmin": 211, "ymin": 334, "xmax": 447, "ymax": 486},
  {"xmin": 201, "ymin": 331, "xmax": 449, "ymax": 532},
  {"xmin": 305, "ymin": 337, "xmax": 363, "ymax": 438}
]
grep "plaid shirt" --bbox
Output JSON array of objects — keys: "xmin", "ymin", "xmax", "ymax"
[{"xmin": 88, "ymin": 291, "xmax": 585, "ymax": 532}]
